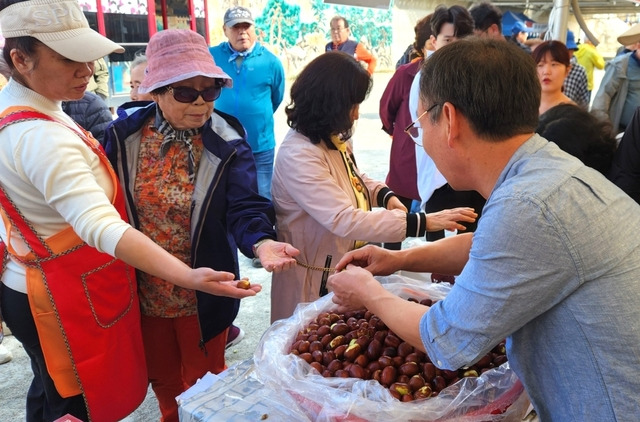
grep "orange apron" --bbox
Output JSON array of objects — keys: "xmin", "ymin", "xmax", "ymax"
[{"xmin": 0, "ymin": 107, "xmax": 147, "ymax": 421}]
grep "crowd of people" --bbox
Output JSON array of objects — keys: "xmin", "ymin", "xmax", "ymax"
[{"xmin": 1, "ymin": 0, "xmax": 640, "ymax": 421}]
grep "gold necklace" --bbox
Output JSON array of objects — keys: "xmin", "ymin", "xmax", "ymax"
[{"xmin": 294, "ymin": 258, "xmax": 337, "ymax": 272}]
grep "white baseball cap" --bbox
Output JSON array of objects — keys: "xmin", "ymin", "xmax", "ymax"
[{"xmin": 0, "ymin": 0, "xmax": 124, "ymax": 62}]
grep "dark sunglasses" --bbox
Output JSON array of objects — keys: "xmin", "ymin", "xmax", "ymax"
[{"xmin": 166, "ymin": 85, "xmax": 222, "ymax": 103}]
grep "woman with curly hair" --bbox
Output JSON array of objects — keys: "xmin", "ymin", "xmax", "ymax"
[{"xmin": 269, "ymin": 51, "xmax": 477, "ymax": 322}]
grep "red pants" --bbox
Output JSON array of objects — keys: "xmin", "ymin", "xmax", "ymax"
[{"xmin": 141, "ymin": 314, "xmax": 228, "ymax": 422}]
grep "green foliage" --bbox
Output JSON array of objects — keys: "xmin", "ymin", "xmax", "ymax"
[
  {"xmin": 255, "ymin": 0, "xmax": 392, "ymax": 50},
  {"xmin": 255, "ymin": 0, "xmax": 301, "ymax": 49}
]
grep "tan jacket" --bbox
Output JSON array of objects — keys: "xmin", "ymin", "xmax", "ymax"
[
  {"xmin": 87, "ymin": 57, "xmax": 109, "ymax": 100},
  {"xmin": 270, "ymin": 129, "xmax": 408, "ymax": 322}
]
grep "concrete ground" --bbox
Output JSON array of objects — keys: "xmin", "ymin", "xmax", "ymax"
[{"xmin": 0, "ymin": 72, "xmax": 396, "ymax": 421}]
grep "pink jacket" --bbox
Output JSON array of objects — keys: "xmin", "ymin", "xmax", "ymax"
[{"xmin": 270, "ymin": 128, "xmax": 408, "ymax": 322}]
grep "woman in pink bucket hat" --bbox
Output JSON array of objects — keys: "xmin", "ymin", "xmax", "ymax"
[{"xmin": 103, "ymin": 29, "xmax": 298, "ymax": 422}]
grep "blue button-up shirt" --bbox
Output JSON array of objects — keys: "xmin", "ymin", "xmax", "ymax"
[{"xmin": 421, "ymin": 134, "xmax": 640, "ymax": 420}]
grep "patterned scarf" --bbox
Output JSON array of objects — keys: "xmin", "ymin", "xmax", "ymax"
[
  {"xmin": 227, "ymin": 44, "xmax": 255, "ymax": 63},
  {"xmin": 153, "ymin": 108, "xmax": 202, "ymax": 183}
]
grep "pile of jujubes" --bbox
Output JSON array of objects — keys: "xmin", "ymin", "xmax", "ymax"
[{"xmin": 288, "ymin": 298, "xmax": 508, "ymax": 402}]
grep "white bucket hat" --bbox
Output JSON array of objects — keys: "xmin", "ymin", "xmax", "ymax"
[
  {"xmin": 617, "ymin": 23, "xmax": 640, "ymax": 46},
  {"xmin": 0, "ymin": 0, "xmax": 124, "ymax": 62}
]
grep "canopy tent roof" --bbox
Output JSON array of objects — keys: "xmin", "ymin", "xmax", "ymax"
[{"xmin": 502, "ymin": 10, "xmax": 548, "ymax": 36}]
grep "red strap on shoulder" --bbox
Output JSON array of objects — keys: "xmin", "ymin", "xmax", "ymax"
[{"xmin": 0, "ymin": 109, "xmax": 63, "ymax": 258}]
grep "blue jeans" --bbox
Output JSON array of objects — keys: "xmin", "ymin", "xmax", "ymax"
[{"xmin": 253, "ymin": 148, "xmax": 275, "ymax": 200}]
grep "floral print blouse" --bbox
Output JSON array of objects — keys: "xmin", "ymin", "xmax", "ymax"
[{"xmin": 134, "ymin": 119, "xmax": 204, "ymax": 317}]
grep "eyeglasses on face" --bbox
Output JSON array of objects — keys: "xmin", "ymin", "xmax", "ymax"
[
  {"xmin": 404, "ymin": 102, "xmax": 442, "ymax": 146},
  {"xmin": 331, "ymin": 26, "xmax": 347, "ymax": 33},
  {"xmin": 166, "ymin": 85, "xmax": 222, "ymax": 103}
]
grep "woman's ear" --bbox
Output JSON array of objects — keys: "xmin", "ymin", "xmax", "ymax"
[
  {"xmin": 350, "ymin": 104, "xmax": 360, "ymax": 122},
  {"xmin": 9, "ymin": 48, "xmax": 33, "ymax": 75}
]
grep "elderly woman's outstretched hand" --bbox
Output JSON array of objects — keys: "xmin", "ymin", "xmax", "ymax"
[
  {"xmin": 255, "ymin": 240, "xmax": 300, "ymax": 272},
  {"xmin": 189, "ymin": 268, "xmax": 262, "ymax": 298},
  {"xmin": 426, "ymin": 207, "xmax": 478, "ymax": 232}
]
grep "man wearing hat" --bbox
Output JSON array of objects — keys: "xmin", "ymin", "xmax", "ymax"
[
  {"xmin": 592, "ymin": 23, "xmax": 640, "ymax": 134},
  {"xmin": 209, "ymin": 6, "xmax": 285, "ymax": 347},
  {"xmin": 508, "ymin": 20, "xmax": 532, "ymax": 53},
  {"xmin": 209, "ymin": 6, "xmax": 284, "ymax": 205},
  {"xmin": 562, "ymin": 30, "xmax": 590, "ymax": 109}
]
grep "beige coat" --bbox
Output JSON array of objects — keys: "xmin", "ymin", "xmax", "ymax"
[{"xmin": 270, "ymin": 129, "xmax": 408, "ymax": 322}]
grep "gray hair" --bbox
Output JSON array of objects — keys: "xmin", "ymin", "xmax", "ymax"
[{"xmin": 130, "ymin": 50, "xmax": 147, "ymax": 70}]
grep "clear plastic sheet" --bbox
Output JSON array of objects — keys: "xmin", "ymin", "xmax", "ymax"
[
  {"xmin": 253, "ymin": 274, "xmax": 530, "ymax": 421},
  {"xmin": 177, "ymin": 359, "xmax": 312, "ymax": 421}
]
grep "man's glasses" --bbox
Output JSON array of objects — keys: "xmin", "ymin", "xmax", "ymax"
[
  {"xmin": 404, "ymin": 103, "xmax": 441, "ymax": 146},
  {"xmin": 166, "ymin": 85, "xmax": 222, "ymax": 103}
]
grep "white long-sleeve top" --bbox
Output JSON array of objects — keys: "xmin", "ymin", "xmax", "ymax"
[
  {"xmin": 409, "ymin": 69, "xmax": 447, "ymax": 210},
  {"xmin": 0, "ymin": 79, "xmax": 130, "ymax": 293}
]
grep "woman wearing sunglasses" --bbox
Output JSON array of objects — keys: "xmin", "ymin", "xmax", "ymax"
[{"xmin": 103, "ymin": 29, "xmax": 298, "ymax": 422}]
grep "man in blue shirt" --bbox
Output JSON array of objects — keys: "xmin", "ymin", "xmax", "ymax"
[
  {"xmin": 209, "ymin": 6, "xmax": 285, "ymax": 201},
  {"xmin": 329, "ymin": 38, "xmax": 640, "ymax": 420}
]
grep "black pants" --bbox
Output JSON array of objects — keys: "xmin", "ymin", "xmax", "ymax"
[
  {"xmin": 1, "ymin": 283, "xmax": 88, "ymax": 422},
  {"xmin": 383, "ymin": 194, "xmax": 415, "ymax": 251},
  {"xmin": 424, "ymin": 184, "xmax": 486, "ymax": 242}
]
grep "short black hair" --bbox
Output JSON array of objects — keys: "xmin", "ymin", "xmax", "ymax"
[
  {"xmin": 431, "ymin": 5, "xmax": 474, "ymax": 38},
  {"xmin": 330, "ymin": 15, "xmax": 349, "ymax": 29},
  {"xmin": 537, "ymin": 104, "xmax": 616, "ymax": 175},
  {"xmin": 469, "ymin": 2, "xmax": 503, "ymax": 33},
  {"xmin": 532, "ymin": 40, "xmax": 571, "ymax": 67},
  {"xmin": 285, "ymin": 51, "xmax": 372, "ymax": 147},
  {"xmin": 420, "ymin": 38, "xmax": 539, "ymax": 141}
]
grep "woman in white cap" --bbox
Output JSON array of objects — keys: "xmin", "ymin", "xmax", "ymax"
[
  {"xmin": 103, "ymin": 28, "xmax": 298, "ymax": 422},
  {"xmin": 0, "ymin": 1, "xmax": 268, "ymax": 421}
]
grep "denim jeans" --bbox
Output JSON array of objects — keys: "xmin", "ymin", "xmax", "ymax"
[{"xmin": 253, "ymin": 148, "xmax": 275, "ymax": 200}]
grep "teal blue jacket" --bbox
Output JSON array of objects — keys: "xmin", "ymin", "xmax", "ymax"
[{"xmin": 209, "ymin": 42, "xmax": 285, "ymax": 153}]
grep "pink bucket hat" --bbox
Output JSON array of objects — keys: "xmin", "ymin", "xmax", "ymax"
[{"xmin": 139, "ymin": 29, "xmax": 232, "ymax": 94}]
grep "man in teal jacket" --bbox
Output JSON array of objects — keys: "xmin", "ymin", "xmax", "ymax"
[{"xmin": 210, "ymin": 6, "xmax": 285, "ymax": 201}]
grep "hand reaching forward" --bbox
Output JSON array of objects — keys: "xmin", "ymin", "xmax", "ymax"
[
  {"xmin": 255, "ymin": 240, "xmax": 300, "ymax": 272},
  {"xmin": 426, "ymin": 207, "xmax": 478, "ymax": 232},
  {"xmin": 333, "ymin": 244, "xmax": 401, "ymax": 275},
  {"xmin": 189, "ymin": 267, "xmax": 262, "ymax": 298},
  {"xmin": 328, "ymin": 264, "xmax": 384, "ymax": 313}
]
